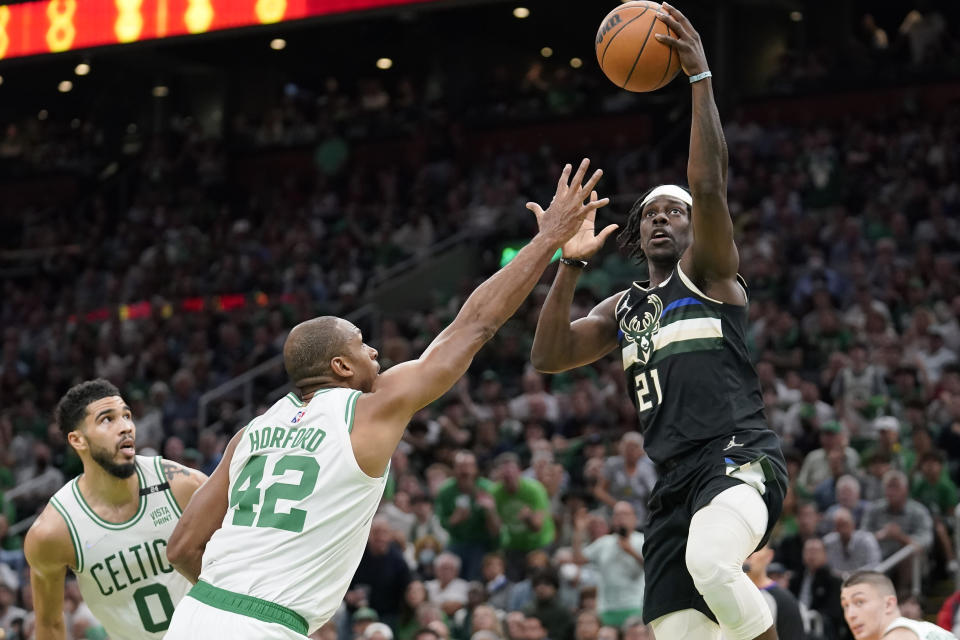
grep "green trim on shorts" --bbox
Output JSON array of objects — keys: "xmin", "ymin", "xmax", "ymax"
[
  {"xmin": 599, "ymin": 608, "xmax": 644, "ymax": 627},
  {"xmin": 187, "ymin": 580, "xmax": 308, "ymax": 636}
]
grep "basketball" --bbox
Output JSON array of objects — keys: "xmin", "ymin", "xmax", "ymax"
[{"xmin": 595, "ymin": 1, "xmax": 682, "ymax": 93}]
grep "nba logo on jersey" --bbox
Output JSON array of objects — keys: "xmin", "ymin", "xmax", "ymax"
[{"xmin": 291, "ymin": 410, "xmax": 307, "ymax": 424}]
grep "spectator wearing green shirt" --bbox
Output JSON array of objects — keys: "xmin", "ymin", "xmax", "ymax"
[
  {"xmin": 435, "ymin": 451, "xmax": 501, "ymax": 580},
  {"xmin": 911, "ymin": 450, "xmax": 959, "ymax": 574},
  {"xmin": 492, "ymin": 452, "xmax": 555, "ymax": 578}
]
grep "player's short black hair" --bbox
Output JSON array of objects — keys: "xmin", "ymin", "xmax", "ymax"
[
  {"xmin": 55, "ymin": 379, "xmax": 121, "ymax": 434},
  {"xmin": 616, "ymin": 185, "xmax": 692, "ymax": 264},
  {"xmin": 283, "ymin": 316, "xmax": 351, "ymax": 385}
]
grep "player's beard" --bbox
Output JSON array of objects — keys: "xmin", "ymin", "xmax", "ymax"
[{"xmin": 89, "ymin": 441, "xmax": 137, "ymax": 478}]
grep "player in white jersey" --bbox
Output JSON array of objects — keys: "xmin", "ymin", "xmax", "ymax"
[
  {"xmin": 24, "ymin": 379, "xmax": 206, "ymax": 640},
  {"xmin": 841, "ymin": 570, "xmax": 958, "ymax": 640},
  {"xmin": 162, "ymin": 159, "xmax": 608, "ymax": 639}
]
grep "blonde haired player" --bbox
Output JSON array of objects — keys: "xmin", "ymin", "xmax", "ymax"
[
  {"xmin": 841, "ymin": 571, "xmax": 956, "ymax": 640},
  {"xmin": 25, "ymin": 379, "xmax": 206, "ymax": 640},
  {"xmin": 162, "ymin": 160, "xmax": 608, "ymax": 639}
]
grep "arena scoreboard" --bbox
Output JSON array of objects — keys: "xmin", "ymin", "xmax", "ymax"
[{"xmin": 0, "ymin": 0, "xmax": 442, "ymax": 60}]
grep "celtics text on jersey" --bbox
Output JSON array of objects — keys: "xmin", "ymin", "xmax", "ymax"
[{"xmin": 48, "ymin": 456, "xmax": 190, "ymax": 640}]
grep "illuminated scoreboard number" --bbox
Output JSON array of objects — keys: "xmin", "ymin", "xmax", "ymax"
[
  {"xmin": 0, "ymin": 5, "xmax": 9, "ymax": 59},
  {"xmin": 256, "ymin": 0, "xmax": 287, "ymax": 24},
  {"xmin": 46, "ymin": 0, "xmax": 77, "ymax": 53},
  {"xmin": 185, "ymin": 0, "xmax": 214, "ymax": 34},
  {"xmin": 115, "ymin": 0, "xmax": 144, "ymax": 43}
]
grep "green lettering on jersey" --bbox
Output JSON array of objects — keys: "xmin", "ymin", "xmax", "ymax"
[
  {"xmin": 298, "ymin": 429, "xmax": 313, "ymax": 448},
  {"xmin": 292, "ymin": 430, "xmax": 308, "ymax": 448},
  {"xmin": 105, "ymin": 553, "xmax": 126, "ymax": 592},
  {"xmin": 119, "ymin": 549, "xmax": 142, "ymax": 587},
  {"xmin": 90, "ymin": 563, "xmax": 114, "ymax": 596},
  {"xmin": 129, "ymin": 544, "xmax": 149, "ymax": 581},
  {"xmin": 142, "ymin": 538, "xmax": 158, "ymax": 575},
  {"xmin": 152, "ymin": 539, "xmax": 174, "ymax": 573},
  {"xmin": 248, "ymin": 428, "xmax": 261, "ymax": 451},
  {"xmin": 283, "ymin": 428, "xmax": 297, "ymax": 448},
  {"xmin": 134, "ymin": 583, "xmax": 175, "ymax": 633},
  {"xmin": 257, "ymin": 428, "xmax": 272, "ymax": 451},
  {"xmin": 304, "ymin": 429, "xmax": 326, "ymax": 453},
  {"xmin": 269, "ymin": 428, "xmax": 286, "ymax": 449}
]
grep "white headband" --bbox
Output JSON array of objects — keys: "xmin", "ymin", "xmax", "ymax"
[{"xmin": 640, "ymin": 184, "xmax": 692, "ymax": 208}]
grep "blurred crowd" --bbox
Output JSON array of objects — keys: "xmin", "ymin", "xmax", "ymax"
[{"xmin": 0, "ymin": 5, "xmax": 960, "ymax": 639}]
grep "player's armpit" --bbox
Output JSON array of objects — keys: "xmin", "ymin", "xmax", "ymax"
[
  {"xmin": 162, "ymin": 459, "xmax": 209, "ymax": 512},
  {"xmin": 25, "ymin": 505, "xmax": 73, "ymax": 640},
  {"xmin": 352, "ymin": 329, "xmax": 481, "ymax": 478},
  {"xmin": 166, "ymin": 430, "xmax": 242, "ymax": 584}
]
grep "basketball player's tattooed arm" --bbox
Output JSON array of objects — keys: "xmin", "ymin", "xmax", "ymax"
[
  {"xmin": 656, "ymin": 4, "xmax": 743, "ymax": 304},
  {"xmin": 353, "ymin": 160, "xmax": 608, "ymax": 478},
  {"xmin": 161, "ymin": 459, "xmax": 208, "ymax": 512},
  {"xmin": 25, "ymin": 505, "xmax": 74, "ymax": 640},
  {"xmin": 167, "ymin": 431, "xmax": 243, "ymax": 583}
]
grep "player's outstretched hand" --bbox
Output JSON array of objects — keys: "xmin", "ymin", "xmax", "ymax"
[
  {"xmin": 558, "ymin": 190, "xmax": 619, "ymax": 261},
  {"xmin": 526, "ymin": 159, "xmax": 609, "ymax": 248},
  {"xmin": 654, "ymin": 2, "xmax": 708, "ymax": 77}
]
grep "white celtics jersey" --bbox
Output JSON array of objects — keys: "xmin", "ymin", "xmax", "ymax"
[
  {"xmin": 884, "ymin": 617, "xmax": 958, "ymax": 639},
  {"xmin": 199, "ymin": 387, "xmax": 388, "ymax": 634},
  {"xmin": 48, "ymin": 456, "xmax": 190, "ymax": 640}
]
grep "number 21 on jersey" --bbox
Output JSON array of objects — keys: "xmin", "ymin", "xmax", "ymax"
[{"xmin": 634, "ymin": 368, "xmax": 662, "ymax": 412}]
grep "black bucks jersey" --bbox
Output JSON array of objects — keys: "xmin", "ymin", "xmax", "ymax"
[{"xmin": 615, "ymin": 264, "xmax": 771, "ymax": 467}]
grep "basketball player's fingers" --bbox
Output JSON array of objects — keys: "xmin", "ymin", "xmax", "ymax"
[
  {"xmin": 525, "ymin": 202, "xmax": 545, "ymax": 219},
  {"xmin": 655, "ymin": 10, "xmax": 687, "ymax": 41},
  {"xmin": 556, "ymin": 163, "xmax": 572, "ymax": 194},
  {"xmin": 570, "ymin": 158, "xmax": 591, "ymax": 193},
  {"xmin": 583, "ymin": 206, "xmax": 598, "ymax": 228},
  {"xmin": 654, "ymin": 32, "xmax": 681, "ymax": 48},
  {"xmin": 660, "ymin": 2, "xmax": 695, "ymax": 35},
  {"xmin": 597, "ymin": 224, "xmax": 620, "ymax": 244},
  {"xmin": 579, "ymin": 168, "xmax": 604, "ymax": 199},
  {"xmin": 582, "ymin": 197, "xmax": 610, "ymax": 215}
]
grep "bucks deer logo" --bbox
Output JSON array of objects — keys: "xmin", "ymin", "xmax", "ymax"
[{"xmin": 620, "ymin": 294, "xmax": 663, "ymax": 366}]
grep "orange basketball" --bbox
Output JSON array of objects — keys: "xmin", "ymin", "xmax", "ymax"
[{"xmin": 595, "ymin": 1, "xmax": 682, "ymax": 93}]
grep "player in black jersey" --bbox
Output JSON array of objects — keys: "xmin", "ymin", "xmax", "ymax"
[{"xmin": 529, "ymin": 5, "xmax": 785, "ymax": 640}]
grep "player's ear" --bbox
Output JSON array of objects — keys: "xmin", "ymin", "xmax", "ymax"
[
  {"xmin": 67, "ymin": 428, "xmax": 87, "ymax": 454},
  {"xmin": 330, "ymin": 355, "xmax": 354, "ymax": 378},
  {"xmin": 885, "ymin": 594, "xmax": 897, "ymax": 615}
]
